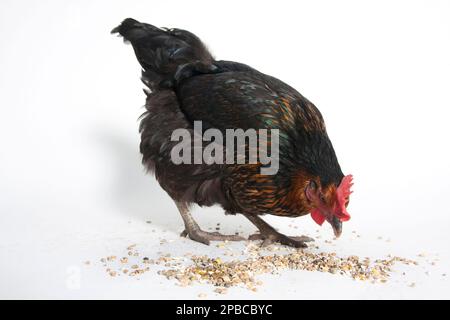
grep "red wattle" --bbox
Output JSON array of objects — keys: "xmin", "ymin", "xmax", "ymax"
[{"xmin": 311, "ymin": 209, "xmax": 326, "ymax": 225}]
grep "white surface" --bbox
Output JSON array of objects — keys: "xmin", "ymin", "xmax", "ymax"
[{"xmin": 0, "ymin": 0, "xmax": 449, "ymax": 299}]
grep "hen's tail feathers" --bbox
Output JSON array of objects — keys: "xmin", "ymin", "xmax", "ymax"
[{"xmin": 112, "ymin": 18, "xmax": 215, "ymax": 90}]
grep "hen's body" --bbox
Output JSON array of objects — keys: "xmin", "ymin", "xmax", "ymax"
[{"xmin": 113, "ymin": 18, "xmax": 348, "ymax": 247}]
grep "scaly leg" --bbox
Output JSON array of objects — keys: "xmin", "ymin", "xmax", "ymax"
[
  {"xmin": 175, "ymin": 201, "xmax": 244, "ymax": 245},
  {"xmin": 244, "ymin": 214, "xmax": 314, "ymax": 248}
]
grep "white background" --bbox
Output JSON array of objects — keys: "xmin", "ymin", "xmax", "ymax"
[{"xmin": 0, "ymin": 0, "xmax": 449, "ymax": 299}]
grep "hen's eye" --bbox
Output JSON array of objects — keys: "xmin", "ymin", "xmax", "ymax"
[
  {"xmin": 319, "ymin": 194, "xmax": 326, "ymax": 203},
  {"xmin": 309, "ymin": 181, "xmax": 317, "ymax": 190}
]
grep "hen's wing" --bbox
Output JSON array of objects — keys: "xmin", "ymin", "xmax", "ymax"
[{"xmin": 177, "ymin": 63, "xmax": 326, "ymax": 135}]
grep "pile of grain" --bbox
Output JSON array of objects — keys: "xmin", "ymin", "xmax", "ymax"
[
  {"xmin": 158, "ymin": 248, "xmax": 417, "ymax": 292},
  {"xmin": 92, "ymin": 238, "xmax": 430, "ymax": 294}
]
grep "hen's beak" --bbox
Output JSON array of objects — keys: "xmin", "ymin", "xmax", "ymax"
[{"xmin": 331, "ymin": 215, "xmax": 342, "ymax": 238}]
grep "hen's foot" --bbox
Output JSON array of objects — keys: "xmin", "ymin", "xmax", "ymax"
[
  {"xmin": 180, "ymin": 228, "xmax": 244, "ymax": 245},
  {"xmin": 248, "ymin": 232, "xmax": 314, "ymax": 248},
  {"xmin": 243, "ymin": 213, "xmax": 314, "ymax": 248}
]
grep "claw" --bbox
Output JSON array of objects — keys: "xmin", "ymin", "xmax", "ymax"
[{"xmin": 180, "ymin": 229, "xmax": 188, "ymax": 237}]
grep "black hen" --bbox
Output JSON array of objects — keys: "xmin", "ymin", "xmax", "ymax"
[{"xmin": 112, "ymin": 18, "xmax": 353, "ymax": 247}]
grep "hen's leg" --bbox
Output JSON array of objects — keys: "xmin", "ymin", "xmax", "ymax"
[
  {"xmin": 175, "ymin": 201, "xmax": 244, "ymax": 245},
  {"xmin": 244, "ymin": 214, "xmax": 314, "ymax": 248}
]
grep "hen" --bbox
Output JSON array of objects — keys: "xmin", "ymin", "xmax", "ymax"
[{"xmin": 112, "ymin": 18, "xmax": 353, "ymax": 247}]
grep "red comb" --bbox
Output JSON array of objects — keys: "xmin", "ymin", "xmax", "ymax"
[{"xmin": 335, "ymin": 174, "xmax": 353, "ymax": 221}]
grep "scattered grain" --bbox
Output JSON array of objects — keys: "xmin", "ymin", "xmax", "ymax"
[{"xmin": 159, "ymin": 244, "xmax": 418, "ymax": 291}]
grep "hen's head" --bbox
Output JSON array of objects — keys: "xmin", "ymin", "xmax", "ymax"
[{"xmin": 305, "ymin": 175, "xmax": 353, "ymax": 237}]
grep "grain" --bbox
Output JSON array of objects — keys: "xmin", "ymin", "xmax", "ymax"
[
  {"xmin": 214, "ymin": 287, "xmax": 228, "ymax": 294},
  {"xmin": 159, "ymin": 244, "xmax": 418, "ymax": 291},
  {"xmin": 97, "ymin": 241, "xmax": 421, "ymax": 294}
]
